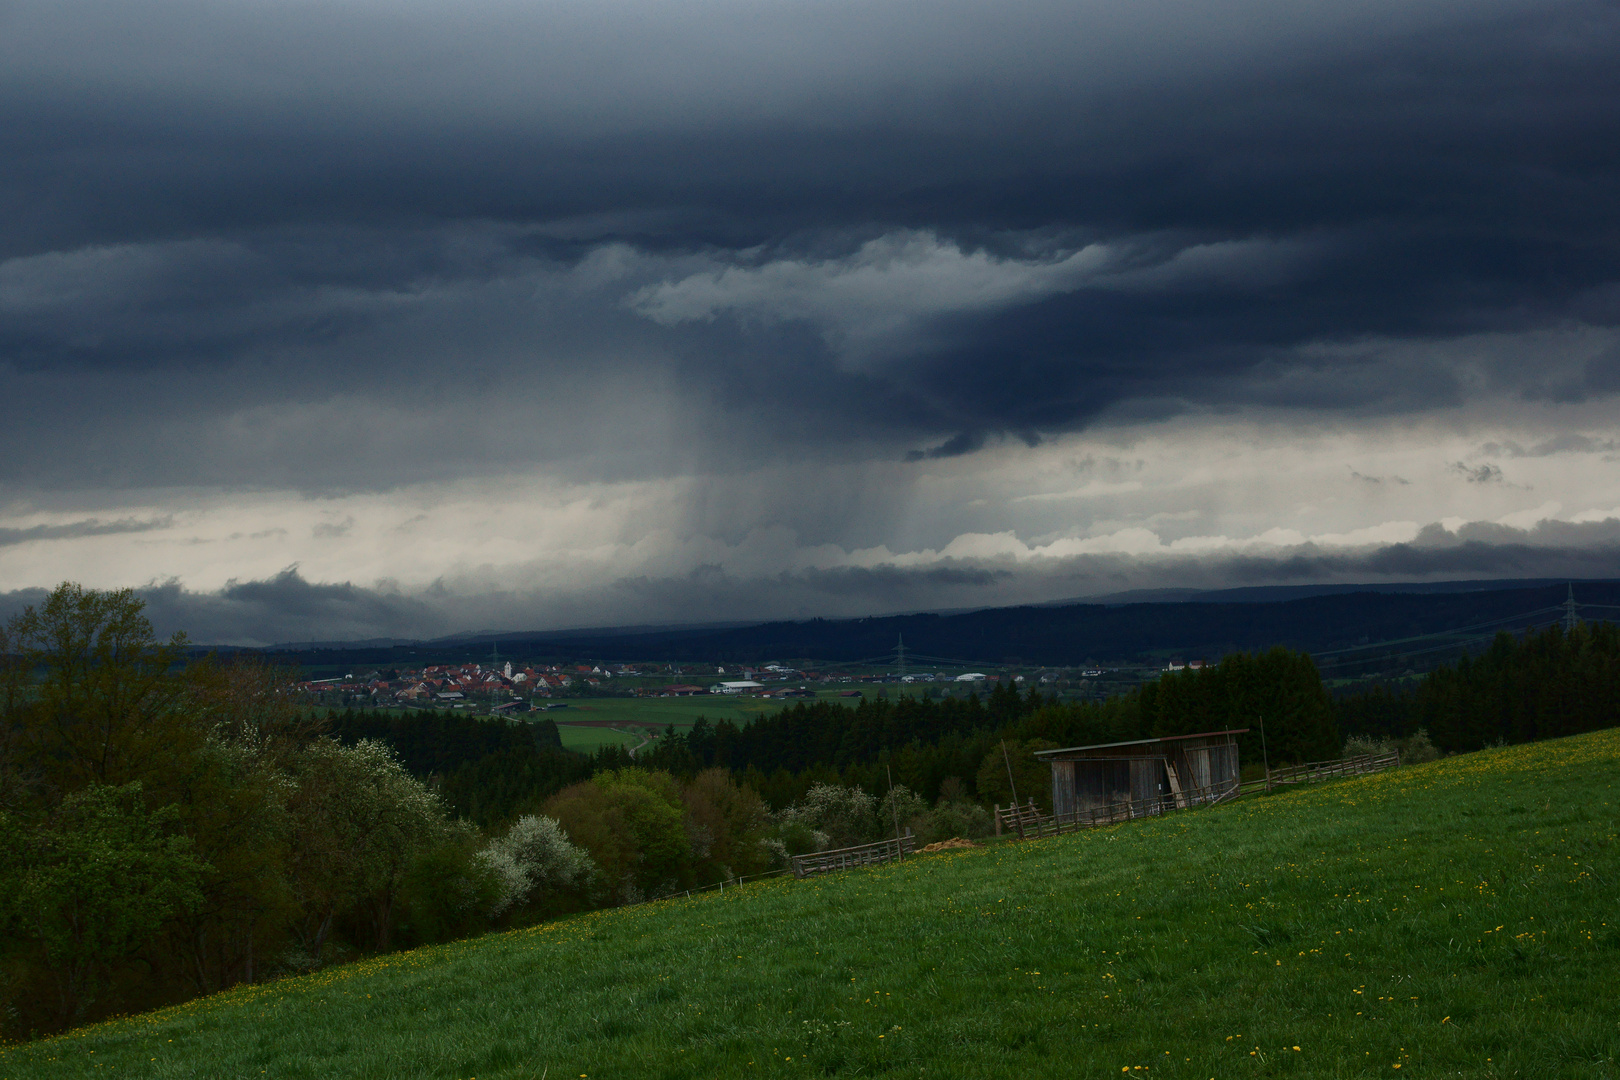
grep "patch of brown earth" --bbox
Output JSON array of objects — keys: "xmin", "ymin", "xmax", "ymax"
[{"xmin": 919, "ymin": 837, "xmax": 983, "ymax": 852}]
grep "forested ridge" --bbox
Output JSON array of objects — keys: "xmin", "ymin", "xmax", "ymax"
[
  {"xmin": 3, "ymin": 584, "xmax": 1617, "ymax": 1043},
  {"xmin": 1335, "ymin": 622, "xmax": 1620, "ymax": 751},
  {"xmin": 275, "ymin": 580, "xmax": 1620, "ymax": 668}
]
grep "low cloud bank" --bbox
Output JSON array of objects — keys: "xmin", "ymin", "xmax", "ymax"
[{"xmin": 3, "ymin": 517, "xmax": 1612, "ymax": 648}]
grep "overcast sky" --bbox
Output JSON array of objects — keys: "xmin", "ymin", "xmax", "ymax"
[{"xmin": 2, "ymin": 0, "xmax": 1618, "ymax": 644}]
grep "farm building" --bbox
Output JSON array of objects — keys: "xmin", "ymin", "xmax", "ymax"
[
  {"xmin": 711, "ymin": 680, "xmax": 764, "ymax": 694},
  {"xmin": 1035, "ymin": 729, "xmax": 1246, "ymax": 821}
]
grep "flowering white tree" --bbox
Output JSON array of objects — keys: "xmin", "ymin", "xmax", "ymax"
[
  {"xmin": 790, "ymin": 783, "xmax": 879, "ymax": 848},
  {"xmin": 477, "ymin": 814, "xmax": 594, "ymax": 918}
]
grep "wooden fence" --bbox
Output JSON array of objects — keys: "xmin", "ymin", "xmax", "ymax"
[
  {"xmin": 791, "ymin": 835, "xmax": 916, "ymax": 879},
  {"xmin": 993, "ymin": 749, "xmax": 1404, "ymax": 840},
  {"xmin": 1241, "ymin": 750, "xmax": 1402, "ymax": 794},
  {"xmin": 994, "ymin": 776, "xmax": 1241, "ymax": 839}
]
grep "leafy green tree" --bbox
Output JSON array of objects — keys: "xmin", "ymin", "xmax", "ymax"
[
  {"xmin": 396, "ymin": 826, "xmax": 503, "ymax": 946},
  {"xmin": 679, "ymin": 768, "xmax": 771, "ymax": 883},
  {"xmin": 876, "ymin": 784, "xmax": 928, "ymax": 839},
  {"xmin": 919, "ymin": 801, "xmax": 993, "ymax": 843},
  {"xmin": 155, "ymin": 736, "xmax": 294, "ymax": 995},
  {"xmin": 975, "ymin": 739, "xmax": 1058, "ymax": 811},
  {"xmin": 284, "ymin": 739, "xmax": 452, "ymax": 959},
  {"xmin": 156, "ymin": 657, "xmax": 312, "ymax": 993},
  {"xmin": 545, "ymin": 768, "xmax": 693, "ymax": 904},
  {"xmin": 7, "ymin": 783, "xmax": 206, "ymax": 1026},
  {"xmin": 6, "ymin": 583, "xmax": 197, "ymax": 795}
]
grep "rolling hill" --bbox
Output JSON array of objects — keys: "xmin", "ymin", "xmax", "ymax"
[
  {"xmin": 6, "ymin": 729, "xmax": 1616, "ymax": 1079},
  {"xmin": 257, "ymin": 579, "xmax": 1620, "ymax": 671}
]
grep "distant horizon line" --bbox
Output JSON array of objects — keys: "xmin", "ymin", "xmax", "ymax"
[{"xmin": 194, "ymin": 575, "xmax": 1612, "ymax": 653}]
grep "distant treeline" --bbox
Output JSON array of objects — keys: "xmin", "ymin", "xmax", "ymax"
[
  {"xmin": 640, "ymin": 647, "xmax": 1340, "ymax": 808},
  {"xmin": 1335, "ymin": 623, "xmax": 1620, "ymax": 753}
]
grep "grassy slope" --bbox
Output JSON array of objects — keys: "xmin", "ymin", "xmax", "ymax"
[{"xmin": 7, "ymin": 732, "xmax": 1618, "ymax": 1080}]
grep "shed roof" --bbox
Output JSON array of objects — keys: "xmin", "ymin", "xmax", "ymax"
[{"xmin": 1033, "ymin": 728, "xmax": 1250, "ymax": 757}]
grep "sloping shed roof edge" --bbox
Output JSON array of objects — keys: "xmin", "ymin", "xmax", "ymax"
[{"xmin": 1033, "ymin": 728, "xmax": 1251, "ymax": 757}]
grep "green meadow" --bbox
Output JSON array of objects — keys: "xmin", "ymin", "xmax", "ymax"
[
  {"xmin": 550, "ymin": 690, "xmax": 870, "ymax": 749},
  {"xmin": 559, "ymin": 695, "xmax": 777, "ymax": 728},
  {"xmin": 561, "ymin": 691, "xmax": 855, "ymax": 728},
  {"xmin": 6, "ymin": 730, "xmax": 1617, "ymax": 1079},
  {"xmin": 553, "ymin": 722, "xmax": 645, "ymax": 753}
]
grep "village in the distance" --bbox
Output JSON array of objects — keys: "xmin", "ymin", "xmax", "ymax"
[{"xmin": 292, "ymin": 656, "xmax": 1137, "ymax": 714}]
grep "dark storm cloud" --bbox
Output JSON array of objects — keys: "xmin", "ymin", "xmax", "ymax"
[
  {"xmin": 2, "ymin": 0, "xmax": 1619, "ymax": 489},
  {"xmin": 137, "ymin": 570, "xmax": 449, "ymax": 647}
]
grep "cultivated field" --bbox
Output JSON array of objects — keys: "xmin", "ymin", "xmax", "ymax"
[
  {"xmin": 6, "ymin": 731, "xmax": 1616, "ymax": 1079},
  {"xmin": 552, "ymin": 722, "xmax": 645, "ymax": 753},
  {"xmin": 551, "ymin": 690, "xmax": 870, "ymax": 751}
]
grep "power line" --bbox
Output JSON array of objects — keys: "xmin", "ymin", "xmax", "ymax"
[
  {"xmin": 1310, "ymin": 605, "xmax": 1565, "ymax": 658},
  {"xmin": 1314, "ymin": 617, "xmax": 1565, "ymax": 672},
  {"xmin": 755, "ymin": 592, "xmax": 1609, "ymax": 675}
]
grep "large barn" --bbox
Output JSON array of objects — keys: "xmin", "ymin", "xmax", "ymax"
[{"xmin": 1035, "ymin": 729, "xmax": 1247, "ymax": 823}]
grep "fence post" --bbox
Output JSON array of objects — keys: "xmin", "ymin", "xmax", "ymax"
[
  {"xmin": 994, "ymin": 804, "xmax": 1002, "ymax": 837},
  {"xmin": 1001, "ymin": 741, "xmax": 1027, "ymax": 840}
]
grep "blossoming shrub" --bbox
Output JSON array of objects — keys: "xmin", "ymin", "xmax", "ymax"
[
  {"xmin": 787, "ymin": 783, "xmax": 880, "ymax": 848},
  {"xmin": 477, "ymin": 814, "xmax": 595, "ymax": 921}
]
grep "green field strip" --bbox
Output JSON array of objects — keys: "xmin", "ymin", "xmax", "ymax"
[{"xmin": 554, "ymin": 724, "xmax": 645, "ymax": 753}]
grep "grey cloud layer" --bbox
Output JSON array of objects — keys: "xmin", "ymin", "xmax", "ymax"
[
  {"xmin": 2, "ymin": 0, "xmax": 1615, "ymax": 482},
  {"xmin": 2, "ymin": 0, "xmax": 1619, "ymax": 625}
]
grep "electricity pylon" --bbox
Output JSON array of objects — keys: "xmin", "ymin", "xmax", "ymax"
[{"xmin": 1563, "ymin": 584, "xmax": 1581, "ymax": 633}]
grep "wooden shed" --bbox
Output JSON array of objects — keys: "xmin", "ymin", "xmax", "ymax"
[{"xmin": 1036, "ymin": 729, "xmax": 1247, "ymax": 822}]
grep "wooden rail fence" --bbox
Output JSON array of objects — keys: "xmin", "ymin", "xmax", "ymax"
[
  {"xmin": 995, "ymin": 749, "xmax": 1404, "ymax": 839},
  {"xmin": 1262, "ymin": 750, "xmax": 1401, "ymax": 788},
  {"xmin": 995, "ymin": 777, "xmax": 1241, "ymax": 839},
  {"xmin": 791, "ymin": 835, "xmax": 916, "ymax": 878}
]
